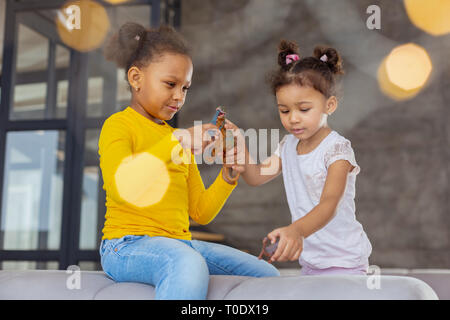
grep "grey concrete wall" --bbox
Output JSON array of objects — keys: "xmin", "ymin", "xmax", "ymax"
[{"xmin": 178, "ymin": 0, "xmax": 450, "ymax": 269}]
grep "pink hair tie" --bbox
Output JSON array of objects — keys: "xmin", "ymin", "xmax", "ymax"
[
  {"xmin": 286, "ymin": 54, "xmax": 299, "ymax": 65},
  {"xmin": 320, "ymin": 54, "xmax": 328, "ymax": 62}
]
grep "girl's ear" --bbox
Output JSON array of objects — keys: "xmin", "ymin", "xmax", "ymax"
[
  {"xmin": 128, "ymin": 66, "xmax": 142, "ymax": 92},
  {"xmin": 326, "ymin": 96, "xmax": 338, "ymax": 115}
]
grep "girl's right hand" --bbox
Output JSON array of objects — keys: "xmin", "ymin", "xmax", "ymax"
[
  {"xmin": 223, "ymin": 119, "xmax": 246, "ymax": 170},
  {"xmin": 266, "ymin": 224, "xmax": 304, "ymax": 264},
  {"xmin": 173, "ymin": 123, "xmax": 221, "ymax": 155}
]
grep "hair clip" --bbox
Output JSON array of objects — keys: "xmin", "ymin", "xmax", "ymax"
[
  {"xmin": 320, "ymin": 54, "xmax": 328, "ymax": 62},
  {"xmin": 286, "ymin": 54, "xmax": 299, "ymax": 65},
  {"xmin": 135, "ymin": 35, "xmax": 140, "ymax": 41}
]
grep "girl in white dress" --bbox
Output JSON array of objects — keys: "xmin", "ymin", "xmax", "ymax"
[{"xmin": 226, "ymin": 40, "xmax": 372, "ymax": 275}]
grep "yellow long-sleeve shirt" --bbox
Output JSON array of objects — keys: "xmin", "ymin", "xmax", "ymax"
[{"xmin": 99, "ymin": 106, "xmax": 237, "ymax": 240}]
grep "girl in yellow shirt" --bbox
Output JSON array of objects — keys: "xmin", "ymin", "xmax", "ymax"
[{"xmin": 98, "ymin": 22, "xmax": 279, "ymax": 300}]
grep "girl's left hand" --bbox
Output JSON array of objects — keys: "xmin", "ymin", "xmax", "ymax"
[
  {"xmin": 174, "ymin": 123, "xmax": 220, "ymax": 155},
  {"xmin": 266, "ymin": 224, "xmax": 304, "ymax": 263}
]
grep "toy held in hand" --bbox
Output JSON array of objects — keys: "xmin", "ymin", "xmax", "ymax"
[
  {"xmin": 208, "ymin": 106, "xmax": 240, "ymax": 183},
  {"xmin": 258, "ymin": 237, "xmax": 279, "ymax": 262}
]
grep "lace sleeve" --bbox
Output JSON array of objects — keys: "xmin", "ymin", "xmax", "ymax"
[
  {"xmin": 324, "ymin": 139, "xmax": 360, "ymax": 175},
  {"xmin": 274, "ymin": 135, "xmax": 288, "ymax": 158}
]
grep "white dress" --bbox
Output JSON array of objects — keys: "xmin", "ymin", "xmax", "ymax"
[{"xmin": 275, "ymin": 130, "xmax": 372, "ymax": 269}]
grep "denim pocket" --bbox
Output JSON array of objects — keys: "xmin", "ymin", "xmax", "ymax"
[{"xmin": 111, "ymin": 235, "xmax": 143, "ymax": 256}]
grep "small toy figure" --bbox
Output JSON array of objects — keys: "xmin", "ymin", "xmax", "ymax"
[
  {"xmin": 208, "ymin": 107, "xmax": 240, "ymax": 183},
  {"xmin": 258, "ymin": 237, "xmax": 279, "ymax": 262},
  {"xmin": 210, "ymin": 106, "xmax": 226, "ymax": 131}
]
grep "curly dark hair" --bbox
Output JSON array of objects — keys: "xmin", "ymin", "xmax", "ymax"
[
  {"xmin": 103, "ymin": 22, "xmax": 190, "ymax": 88},
  {"xmin": 268, "ymin": 39, "xmax": 344, "ymax": 98}
]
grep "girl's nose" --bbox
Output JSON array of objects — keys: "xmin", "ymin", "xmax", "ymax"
[
  {"xmin": 289, "ymin": 111, "xmax": 301, "ymax": 123},
  {"xmin": 173, "ymin": 90, "xmax": 185, "ymax": 101}
]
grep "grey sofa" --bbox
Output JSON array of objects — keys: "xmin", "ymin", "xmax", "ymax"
[
  {"xmin": 381, "ymin": 269, "xmax": 450, "ymax": 300},
  {"xmin": 0, "ymin": 270, "xmax": 439, "ymax": 300}
]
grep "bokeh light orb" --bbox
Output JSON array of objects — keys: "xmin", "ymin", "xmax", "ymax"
[
  {"xmin": 104, "ymin": 0, "xmax": 131, "ymax": 4},
  {"xmin": 56, "ymin": 0, "xmax": 110, "ymax": 52},
  {"xmin": 378, "ymin": 43, "xmax": 432, "ymax": 101},
  {"xmin": 404, "ymin": 0, "xmax": 450, "ymax": 36},
  {"xmin": 115, "ymin": 152, "xmax": 170, "ymax": 208}
]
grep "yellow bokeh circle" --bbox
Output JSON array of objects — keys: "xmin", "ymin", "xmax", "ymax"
[
  {"xmin": 115, "ymin": 152, "xmax": 170, "ymax": 208},
  {"xmin": 56, "ymin": 0, "xmax": 110, "ymax": 52},
  {"xmin": 378, "ymin": 43, "xmax": 432, "ymax": 101},
  {"xmin": 404, "ymin": 0, "xmax": 450, "ymax": 36},
  {"xmin": 104, "ymin": 0, "xmax": 131, "ymax": 4}
]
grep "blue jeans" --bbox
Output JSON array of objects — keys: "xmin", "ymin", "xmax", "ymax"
[{"xmin": 99, "ymin": 235, "xmax": 280, "ymax": 300}]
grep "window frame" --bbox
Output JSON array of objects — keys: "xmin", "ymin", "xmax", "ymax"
[{"xmin": 0, "ymin": 0, "xmax": 181, "ymax": 270}]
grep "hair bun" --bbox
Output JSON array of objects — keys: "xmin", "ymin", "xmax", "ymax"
[
  {"xmin": 313, "ymin": 45, "xmax": 344, "ymax": 75},
  {"xmin": 104, "ymin": 22, "xmax": 147, "ymax": 69},
  {"xmin": 278, "ymin": 39, "xmax": 300, "ymax": 71}
]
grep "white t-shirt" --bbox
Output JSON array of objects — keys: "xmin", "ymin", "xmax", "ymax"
[{"xmin": 275, "ymin": 130, "xmax": 372, "ymax": 269}]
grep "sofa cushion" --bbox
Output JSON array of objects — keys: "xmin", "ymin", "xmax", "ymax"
[
  {"xmin": 382, "ymin": 269, "xmax": 450, "ymax": 300},
  {"xmin": 0, "ymin": 270, "xmax": 438, "ymax": 300},
  {"xmin": 223, "ymin": 274, "xmax": 437, "ymax": 300}
]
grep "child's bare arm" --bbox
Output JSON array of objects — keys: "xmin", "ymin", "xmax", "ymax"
[
  {"xmin": 241, "ymin": 148, "xmax": 282, "ymax": 186},
  {"xmin": 267, "ymin": 159, "xmax": 353, "ymax": 263},
  {"xmin": 291, "ymin": 159, "xmax": 354, "ymax": 237}
]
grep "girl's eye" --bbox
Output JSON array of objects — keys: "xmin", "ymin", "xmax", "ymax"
[
  {"xmin": 301, "ymin": 109, "xmax": 310, "ymax": 112},
  {"xmin": 166, "ymin": 82, "xmax": 176, "ymax": 87},
  {"xmin": 280, "ymin": 110, "xmax": 289, "ymax": 114}
]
